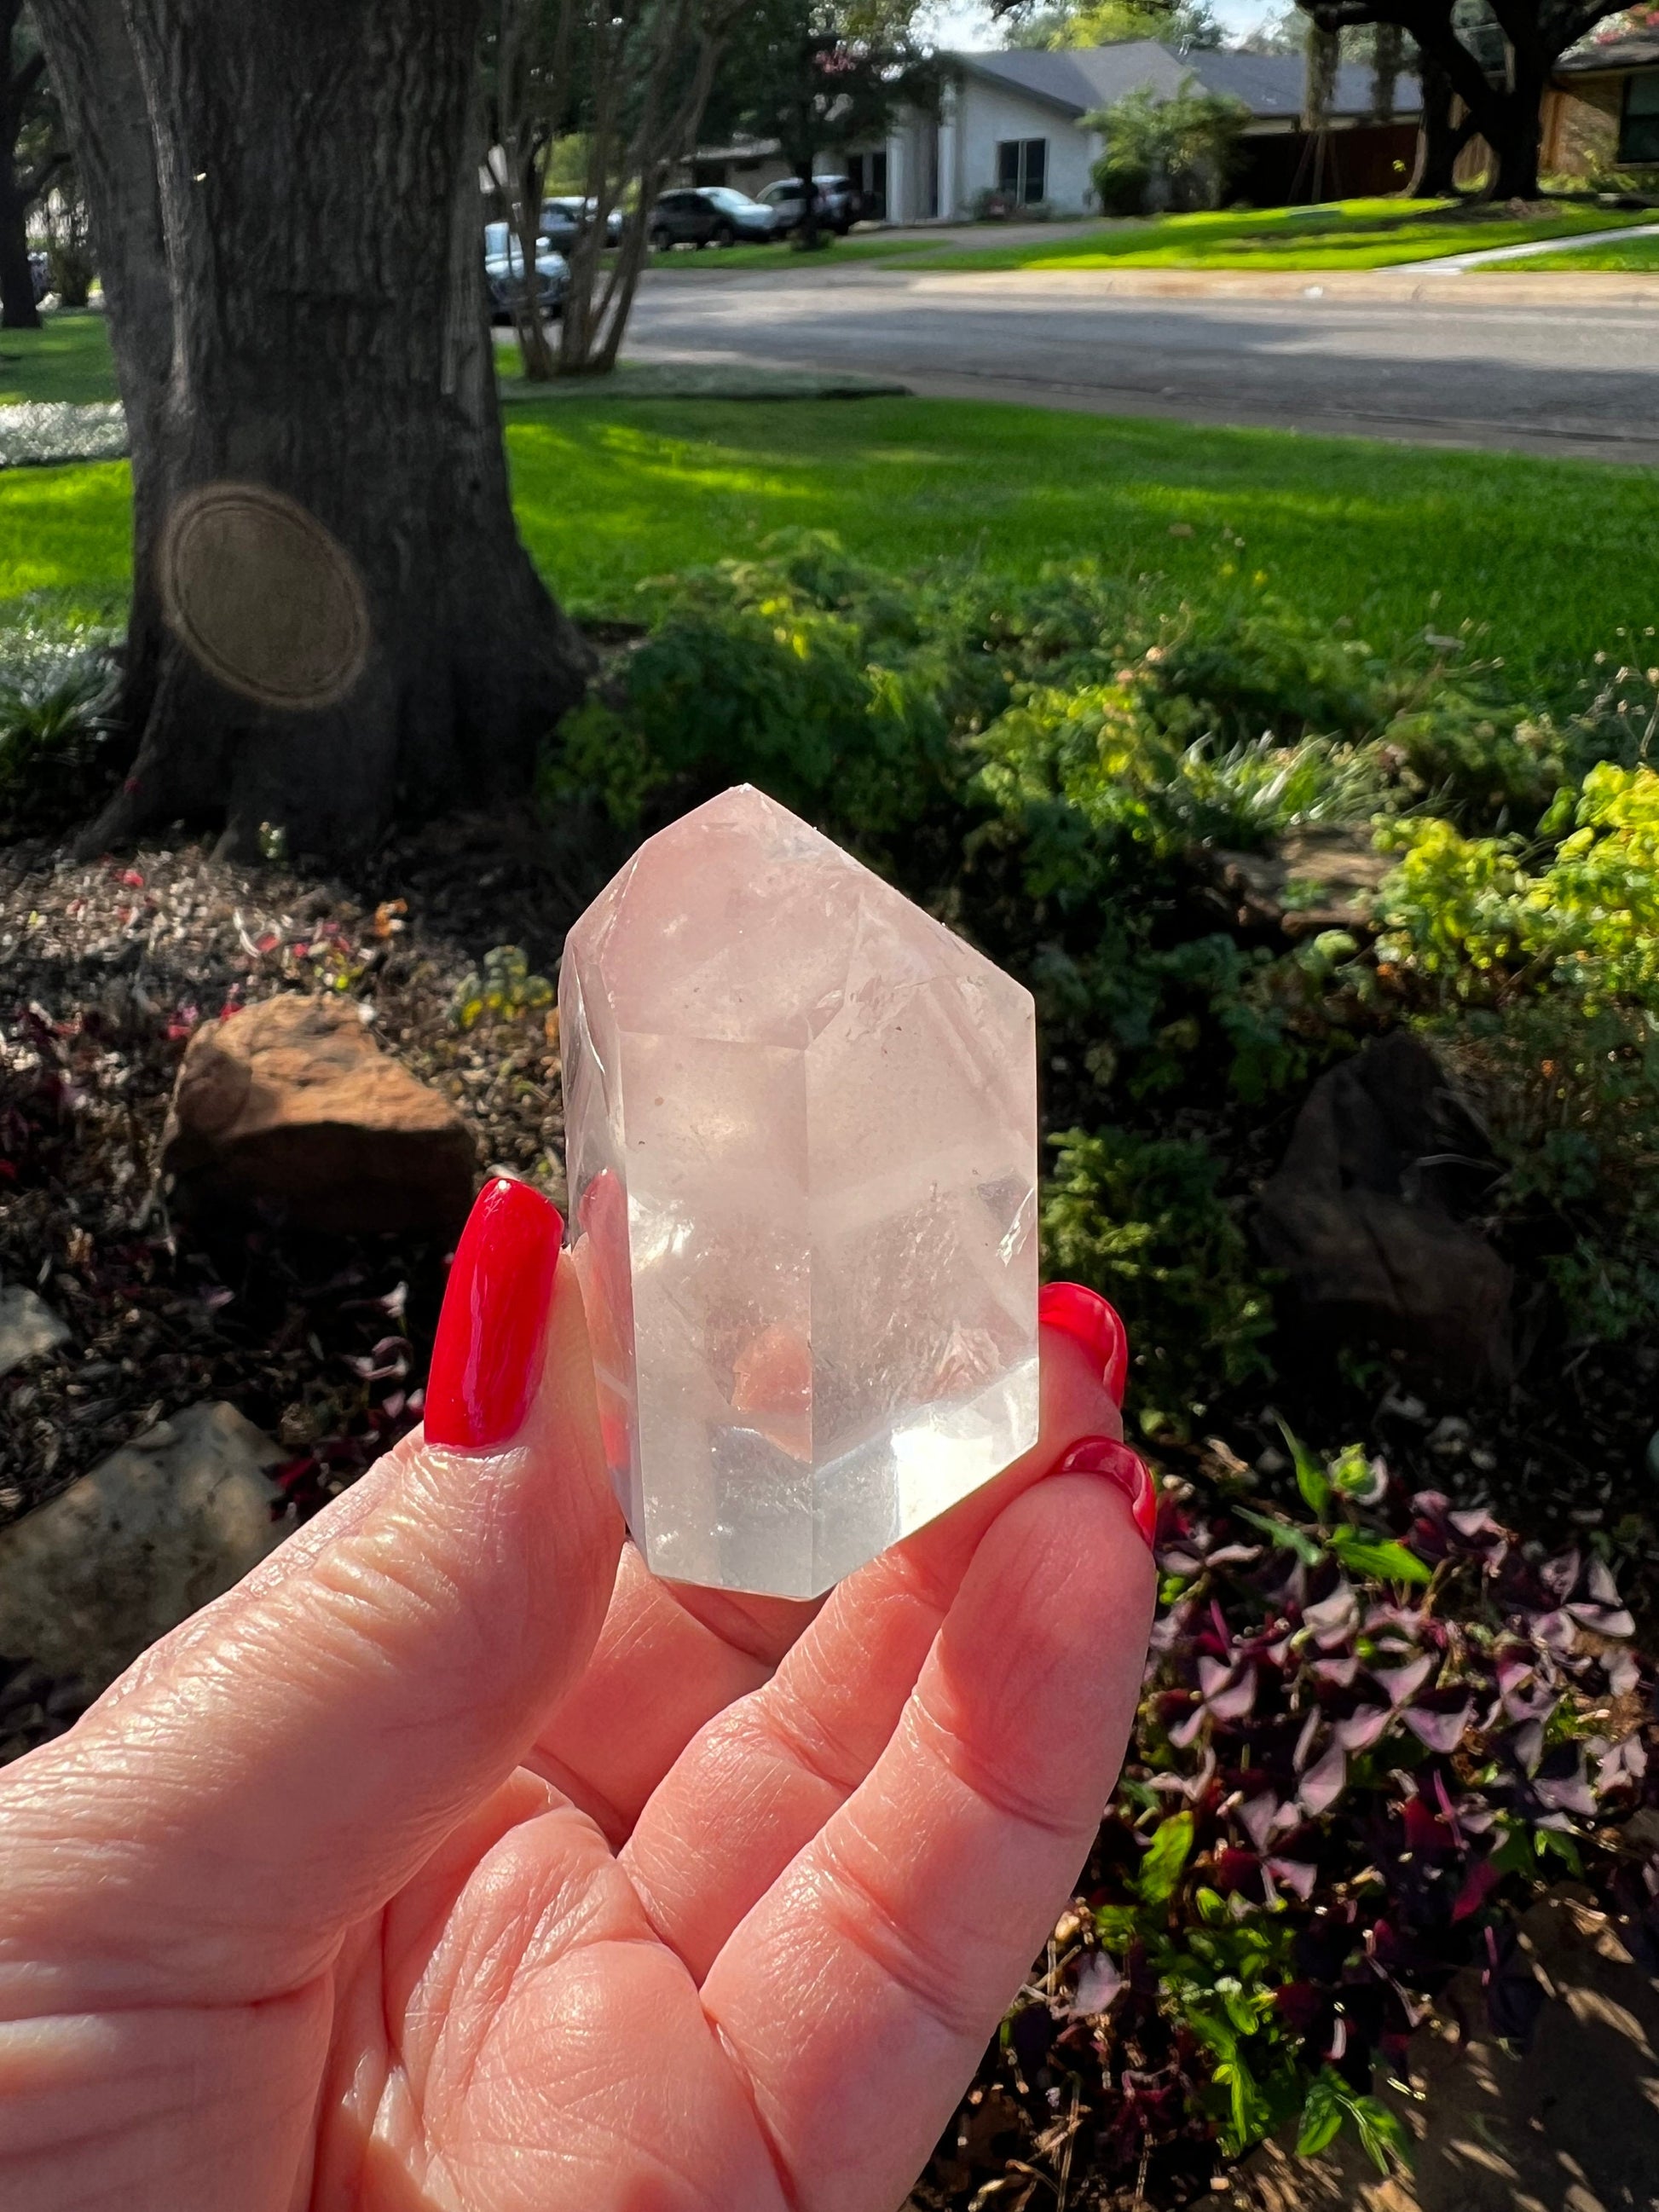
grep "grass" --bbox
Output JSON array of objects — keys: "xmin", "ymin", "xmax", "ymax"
[
  {"xmin": 645, "ymin": 198, "xmax": 1658, "ymax": 274},
  {"xmin": 0, "ymin": 312, "xmax": 118, "ymax": 405},
  {"xmin": 3, "ymin": 368, "xmax": 1656, "ymax": 713},
  {"xmin": 910, "ymin": 198, "xmax": 1656, "ymax": 271},
  {"xmin": 1484, "ymin": 228, "xmax": 1659, "ymax": 272}
]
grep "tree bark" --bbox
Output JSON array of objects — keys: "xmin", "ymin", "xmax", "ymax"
[
  {"xmin": 1408, "ymin": 42, "xmax": 1473, "ymax": 193},
  {"xmin": 0, "ymin": 160, "xmax": 37, "ymax": 326},
  {"xmin": 36, "ymin": 0, "xmax": 590, "ymax": 863},
  {"xmin": 2, "ymin": 0, "xmax": 42, "ymax": 326}
]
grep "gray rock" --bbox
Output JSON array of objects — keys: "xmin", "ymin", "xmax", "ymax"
[
  {"xmin": 1255, "ymin": 1035, "xmax": 1514, "ymax": 1394},
  {"xmin": 0, "ymin": 1401, "xmax": 289, "ymax": 1690},
  {"xmin": 0, "ymin": 1285, "xmax": 71, "ymax": 1380}
]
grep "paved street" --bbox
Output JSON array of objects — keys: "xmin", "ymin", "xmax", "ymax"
[{"xmin": 627, "ymin": 265, "xmax": 1659, "ymax": 465}]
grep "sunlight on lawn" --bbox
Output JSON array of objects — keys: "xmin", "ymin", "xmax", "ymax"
[{"xmin": 0, "ymin": 397, "xmax": 1654, "ymax": 715}]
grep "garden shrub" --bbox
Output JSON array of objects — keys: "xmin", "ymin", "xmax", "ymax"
[
  {"xmin": 1086, "ymin": 78, "xmax": 1250, "ymax": 217},
  {"xmin": 1373, "ymin": 759, "xmax": 1659, "ymax": 1342},
  {"xmin": 546, "ymin": 532, "xmax": 1659, "ymax": 1389},
  {"xmin": 0, "ymin": 604, "xmax": 123, "ymax": 839},
  {"xmin": 1042, "ymin": 1125, "xmax": 1275, "ymax": 1433}
]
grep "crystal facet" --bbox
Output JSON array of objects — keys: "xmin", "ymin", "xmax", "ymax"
[{"xmin": 558, "ymin": 785, "xmax": 1038, "ymax": 1598}]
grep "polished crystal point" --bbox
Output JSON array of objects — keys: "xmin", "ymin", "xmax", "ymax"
[{"xmin": 558, "ymin": 785, "xmax": 1038, "ymax": 1598}]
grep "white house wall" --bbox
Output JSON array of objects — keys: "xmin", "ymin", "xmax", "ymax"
[{"xmin": 950, "ymin": 78, "xmax": 1100, "ymax": 216}]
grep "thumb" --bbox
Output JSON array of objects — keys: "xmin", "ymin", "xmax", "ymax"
[{"xmin": 0, "ymin": 1179, "xmax": 622, "ymax": 2007}]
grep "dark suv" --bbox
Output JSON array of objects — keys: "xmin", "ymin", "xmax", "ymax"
[{"xmin": 647, "ymin": 189, "xmax": 720, "ymax": 251}]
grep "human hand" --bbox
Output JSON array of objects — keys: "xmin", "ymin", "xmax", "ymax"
[{"xmin": 0, "ymin": 1178, "xmax": 1156, "ymax": 2212}]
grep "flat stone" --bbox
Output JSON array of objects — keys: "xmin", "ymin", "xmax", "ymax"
[
  {"xmin": 560, "ymin": 784, "xmax": 1038, "ymax": 1600},
  {"xmin": 1210, "ymin": 825, "xmax": 1393, "ymax": 941},
  {"xmin": 0, "ymin": 1401, "xmax": 289, "ymax": 1690},
  {"xmin": 160, "ymin": 993, "xmax": 477, "ymax": 1234},
  {"xmin": 0, "ymin": 1285, "xmax": 71, "ymax": 1380}
]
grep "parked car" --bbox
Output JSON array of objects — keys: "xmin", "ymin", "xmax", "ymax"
[
  {"xmin": 540, "ymin": 196, "xmax": 624, "ymax": 252},
  {"xmin": 646, "ymin": 186, "xmax": 776, "ymax": 251},
  {"xmin": 696, "ymin": 187, "xmax": 778, "ymax": 244},
  {"xmin": 756, "ymin": 175, "xmax": 860, "ymax": 236},
  {"xmin": 483, "ymin": 221, "xmax": 569, "ymax": 321}
]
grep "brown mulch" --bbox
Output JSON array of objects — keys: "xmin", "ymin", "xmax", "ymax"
[{"xmin": 0, "ymin": 817, "xmax": 590, "ymax": 1554}]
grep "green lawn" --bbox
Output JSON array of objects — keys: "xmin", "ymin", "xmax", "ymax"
[
  {"xmin": 647, "ymin": 198, "xmax": 1657, "ymax": 274},
  {"xmin": 7, "ymin": 386, "xmax": 1654, "ymax": 713},
  {"xmin": 0, "ymin": 311, "xmax": 118, "ymax": 404},
  {"xmin": 1484, "ymin": 228, "xmax": 1659, "ymax": 272}
]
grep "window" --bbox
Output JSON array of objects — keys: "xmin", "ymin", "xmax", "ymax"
[
  {"xmin": 995, "ymin": 137, "xmax": 1049, "ymax": 204},
  {"xmin": 1621, "ymin": 72, "xmax": 1659, "ymax": 165}
]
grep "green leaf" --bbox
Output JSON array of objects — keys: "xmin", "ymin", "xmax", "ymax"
[
  {"xmin": 1093, "ymin": 1903, "xmax": 1139, "ymax": 1949},
  {"xmin": 1327, "ymin": 1529, "xmax": 1432, "ymax": 1585},
  {"xmin": 1136, "ymin": 1811, "xmax": 1195, "ymax": 1906},
  {"xmin": 1347, "ymin": 2094, "xmax": 1413, "ymax": 2176},
  {"xmin": 1537, "ymin": 1827, "xmax": 1585, "ymax": 1877},
  {"xmin": 1235, "ymin": 1505, "xmax": 1324, "ymax": 1565},
  {"xmin": 1280, "ymin": 1423, "xmax": 1331, "ymax": 1520},
  {"xmin": 1295, "ymin": 2072, "xmax": 1344, "ymax": 2160}
]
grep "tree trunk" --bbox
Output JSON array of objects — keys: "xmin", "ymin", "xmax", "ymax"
[
  {"xmin": 1488, "ymin": 50, "xmax": 1545, "ymax": 197},
  {"xmin": 1409, "ymin": 43, "xmax": 1472, "ymax": 194},
  {"xmin": 1, "ymin": 0, "xmax": 40, "ymax": 327},
  {"xmin": 0, "ymin": 164, "xmax": 38, "ymax": 326},
  {"xmin": 38, "ymin": 0, "xmax": 590, "ymax": 863}
]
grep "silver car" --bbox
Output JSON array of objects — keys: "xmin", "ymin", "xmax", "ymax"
[
  {"xmin": 757, "ymin": 175, "xmax": 861, "ymax": 236},
  {"xmin": 483, "ymin": 221, "xmax": 570, "ymax": 321}
]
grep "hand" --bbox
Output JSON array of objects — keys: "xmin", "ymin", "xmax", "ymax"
[{"xmin": 0, "ymin": 1180, "xmax": 1155, "ymax": 2212}]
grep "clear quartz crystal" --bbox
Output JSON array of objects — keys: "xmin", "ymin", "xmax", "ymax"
[{"xmin": 558, "ymin": 785, "xmax": 1038, "ymax": 1599}]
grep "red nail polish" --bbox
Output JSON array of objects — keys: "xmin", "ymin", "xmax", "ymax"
[
  {"xmin": 425, "ymin": 1178, "xmax": 563, "ymax": 1450},
  {"xmin": 1057, "ymin": 1435, "xmax": 1157, "ymax": 1548},
  {"xmin": 1040, "ymin": 1281, "xmax": 1130, "ymax": 1407}
]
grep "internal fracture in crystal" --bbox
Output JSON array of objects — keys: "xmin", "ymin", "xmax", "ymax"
[{"xmin": 559, "ymin": 785, "xmax": 1038, "ymax": 1598}]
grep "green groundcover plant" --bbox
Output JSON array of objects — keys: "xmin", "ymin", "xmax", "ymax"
[{"xmin": 934, "ymin": 1431, "xmax": 1656, "ymax": 2201}]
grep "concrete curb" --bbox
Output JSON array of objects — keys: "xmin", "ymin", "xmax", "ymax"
[{"xmin": 644, "ymin": 263, "xmax": 1659, "ymax": 308}]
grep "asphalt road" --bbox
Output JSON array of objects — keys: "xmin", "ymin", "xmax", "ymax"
[{"xmin": 626, "ymin": 266, "xmax": 1659, "ymax": 465}]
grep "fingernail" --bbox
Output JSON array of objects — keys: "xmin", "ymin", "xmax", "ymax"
[
  {"xmin": 425, "ymin": 1178, "xmax": 563, "ymax": 1450},
  {"xmin": 1040, "ymin": 1281, "xmax": 1130, "ymax": 1407},
  {"xmin": 1057, "ymin": 1435, "xmax": 1157, "ymax": 1548}
]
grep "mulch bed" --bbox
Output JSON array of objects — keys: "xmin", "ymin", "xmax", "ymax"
[{"xmin": 0, "ymin": 816, "xmax": 584, "ymax": 1551}]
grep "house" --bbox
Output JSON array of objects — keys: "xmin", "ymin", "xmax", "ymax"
[
  {"xmin": 1544, "ymin": 28, "xmax": 1659, "ymax": 177},
  {"xmin": 688, "ymin": 42, "xmax": 1422, "ymax": 222}
]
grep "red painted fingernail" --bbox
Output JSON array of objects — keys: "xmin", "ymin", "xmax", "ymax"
[
  {"xmin": 1057, "ymin": 1435, "xmax": 1157, "ymax": 1548},
  {"xmin": 1040, "ymin": 1281, "xmax": 1130, "ymax": 1407},
  {"xmin": 425, "ymin": 1178, "xmax": 563, "ymax": 1449}
]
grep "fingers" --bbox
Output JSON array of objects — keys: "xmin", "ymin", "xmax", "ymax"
[
  {"xmin": 528, "ymin": 1290, "xmax": 1129, "ymax": 1848},
  {"xmin": 701, "ymin": 1464, "xmax": 1156, "ymax": 2212},
  {"xmin": 0, "ymin": 1181, "xmax": 622, "ymax": 2013},
  {"xmin": 621, "ymin": 1295, "xmax": 1135, "ymax": 1977}
]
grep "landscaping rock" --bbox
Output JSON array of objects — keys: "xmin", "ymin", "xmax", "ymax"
[
  {"xmin": 0, "ymin": 1401, "xmax": 288, "ymax": 1690},
  {"xmin": 0, "ymin": 1285, "xmax": 71, "ymax": 1378},
  {"xmin": 1227, "ymin": 1890, "xmax": 1659, "ymax": 2212},
  {"xmin": 1209, "ymin": 825, "xmax": 1393, "ymax": 942},
  {"xmin": 1255, "ymin": 1034, "xmax": 1514, "ymax": 1392},
  {"xmin": 160, "ymin": 992, "xmax": 477, "ymax": 1234}
]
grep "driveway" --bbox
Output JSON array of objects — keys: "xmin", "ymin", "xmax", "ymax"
[{"xmin": 626, "ymin": 264, "xmax": 1659, "ymax": 465}]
